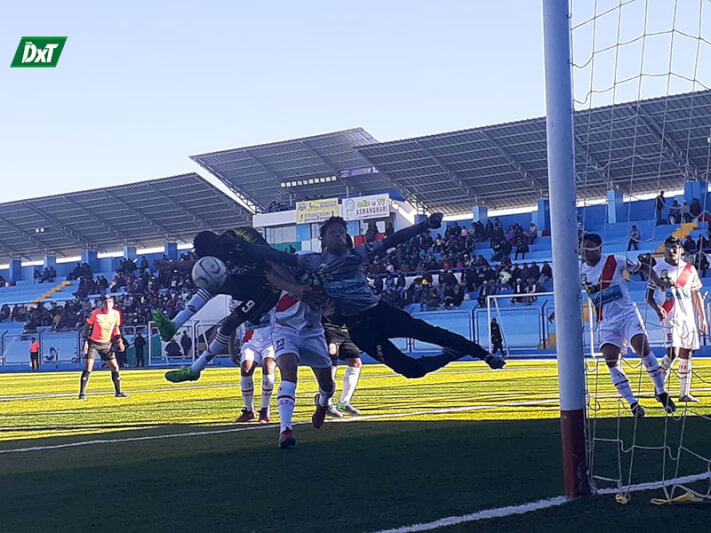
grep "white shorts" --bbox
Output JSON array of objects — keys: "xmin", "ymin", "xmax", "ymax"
[
  {"xmin": 240, "ymin": 342, "xmax": 275, "ymax": 365},
  {"xmin": 597, "ymin": 313, "xmax": 646, "ymax": 350},
  {"xmin": 661, "ymin": 320, "xmax": 700, "ymax": 350},
  {"xmin": 271, "ymin": 328, "xmax": 331, "ymax": 369}
]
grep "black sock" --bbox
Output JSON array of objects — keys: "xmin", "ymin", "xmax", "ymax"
[
  {"xmin": 111, "ymin": 370, "xmax": 121, "ymax": 394},
  {"xmin": 79, "ymin": 370, "xmax": 90, "ymax": 395}
]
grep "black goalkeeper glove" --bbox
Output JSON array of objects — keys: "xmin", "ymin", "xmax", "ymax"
[{"xmin": 427, "ymin": 212, "xmax": 444, "ymax": 229}]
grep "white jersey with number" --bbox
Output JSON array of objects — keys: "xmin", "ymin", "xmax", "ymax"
[
  {"xmin": 272, "ymin": 291, "xmax": 324, "ymax": 336},
  {"xmin": 581, "ymin": 254, "xmax": 641, "ymax": 324},
  {"xmin": 650, "ymin": 259, "xmax": 702, "ymax": 349}
]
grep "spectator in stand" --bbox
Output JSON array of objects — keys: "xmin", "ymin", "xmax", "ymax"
[
  {"xmin": 697, "ymin": 229, "xmax": 711, "ymax": 253},
  {"xmin": 133, "ymin": 332, "xmax": 146, "ymax": 367},
  {"xmin": 0, "ymin": 273, "xmax": 5, "ymax": 288},
  {"xmin": 33, "ymin": 269, "xmax": 42, "ymax": 284},
  {"xmin": 683, "ymin": 236, "xmax": 697, "ymax": 255},
  {"xmin": 527, "ymin": 222, "xmax": 538, "ymax": 244},
  {"xmin": 365, "ymin": 222, "xmax": 378, "ymax": 243},
  {"xmin": 515, "ymin": 233, "xmax": 529, "ymax": 260},
  {"xmin": 627, "ymin": 225, "xmax": 641, "ymax": 251},
  {"xmin": 682, "ymin": 201, "xmax": 692, "ymax": 223},
  {"xmin": 669, "ymin": 200, "xmax": 681, "ymax": 224},
  {"xmin": 165, "ymin": 339, "xmax": 182, "ymax": 358},
  {"xmin": 385, "ymin": 223, "xmax": 395, "ymax": 238},
  {"xmin": 499, "ymin": 268, "xmax": 512, "ymax": 291},
  {"xmin": 690, "ymin": 197, "xmax": 703, "ymax": 220},
  {"xmin": 691, "ymin": 251, "xmax": 709, "ymax": 278},
  {"xmin": 493, "ymin": 217, "xmax": 503, "ymax": 232},
  {"xmin": 0, "ymin": 304, "xmax": 9, "ymax": 321},
  {"xmin": 478, "ymin": 279, "xmax": 496, "ymax": 307},
  {"xmin": 511, "ymin": 278, "xmax": 526, "ymax": 305},
  {"xmin": 655, "ymin": 191, "xmax": 666, "ymax": 225},
  {"xmin": 180, "ymin": 330, "xmax": 192, "ymax": 357},
  {"xmin": 139, "ymin": 256, "xmax": 149, "ymax": 274},
  {"xmin": 443, "ymin": 284, "xmax": 464, "ymax": 308},
  {"xmin": 490, "ymin": 318, "xmax": 505, "ymax": 356},
  {"xmin": 539, "ymin": 261, "xmax": 553, "ymax": 286}
]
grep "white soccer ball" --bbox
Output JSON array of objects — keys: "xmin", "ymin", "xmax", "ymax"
[{"xmin": 192, "ymin": 256, "xmax": 227, "ymax": 292}]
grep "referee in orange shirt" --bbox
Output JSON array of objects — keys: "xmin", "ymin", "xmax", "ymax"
[{"xmin": 78, "ymin": 295, "xmax": 128, "ymax": 400}]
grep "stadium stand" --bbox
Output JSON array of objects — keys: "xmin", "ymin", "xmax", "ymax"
[{"xmin": 1, "ymin": 90, "xmax": 711, "ymax": 368}]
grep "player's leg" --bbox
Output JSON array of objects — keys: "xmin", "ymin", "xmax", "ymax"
[
  {"xmin": 337, "ymin": 339, "xmax": 363, "ymax": 415},
  {"xmin": 275, "ymin": 350, "xmax": 299, "ymax": 449},
  {"xmin": 79, "ymin": 347, "xmax": 97, "ymax": 400},
  {"xmin": 259, "ymin": 353, "xmax": 276, "ymax": 423},
  {"xmin": 296, "ymin": 333, "xmax": 335, "ymax": 429},
  {"xmin": 326, "ymin": 343, "xmax": 343, "ymax": 418},
  {"xmin": 235, "ymin": 349, "xmax": 257, "ymax": 422},
  {"xmin": 660, "ymin": 345, "xmax": 677, "ymax": 382},
  {"xmin": 165, "ymin": 304, "xmax": 251, "ymax": 383},
  {"xmin": 104, "ymin": 350, "xmax": 128, "ymax": 398},
  {"xmin": 629, "ymin": 332, "xmax": 675, "ymax": 413},
  {"xmin": 367, "ymin": 301, "xmax": 503, "ymax": 369},
  {"xmin": 677, "ymin": 348, "xmax": 698, "ymax": 402},
  {"xmin": 154, "ymin": 289, "xmax": 213, "ymax": 340},
  {"xmin": 349, "ymin": 324, "xmax": 451, "ymax": 378},
  {"xmin": 601, "ymin": 343, "xmax": 644, "ymax": 417}
]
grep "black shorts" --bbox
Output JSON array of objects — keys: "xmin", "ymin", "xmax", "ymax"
[
  {"xmin": 86, "ymin": 341, "xmax": 115, "ymax": 361},
  {"xmin": 323, "ymin": 321, "xmax": 361, "ymax": 361}
]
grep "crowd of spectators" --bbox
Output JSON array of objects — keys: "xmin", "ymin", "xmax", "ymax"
[
  {"xmin": 2, "ymin": 252, "xmax": 199, "ymax": 334},
  {"xmin": 360, "ymin": 219, "xmax": 549, "ymax": 311}
]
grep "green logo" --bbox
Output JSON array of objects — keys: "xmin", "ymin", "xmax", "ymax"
[{"xmin": 11, "ymin": 37, "xmax": 67, "ymax": 68}]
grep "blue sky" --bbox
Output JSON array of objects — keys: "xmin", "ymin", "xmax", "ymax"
[{"xmin": 1, "ymin": 1, "xmax": 708, "ymax": 204}]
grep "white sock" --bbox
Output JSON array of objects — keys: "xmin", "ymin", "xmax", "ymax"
[
  {"xmin": 277, "ymin": 380, "xmax": 297, "ymax": 432},
  {"xmin": 331, "ymin": 364, "xmax": 338, "ymax": 381},
  {"xmin": 641, "ymin": 353, "xmax": 666, "ymax": 394},
  {"xmin": 609, "ymin": 364, "xmax": 637, "ymax": 406},
  {"xmin": 261, "ymin": 373, "xmax": 275, "ymax": 410},
  {"xmin": 318, "ymin": 382, "xmax": 335, "ymax": 407},
  {"xmin": 339, "ymin": 366, "xmax": 361, "ymax": 405},
  {"xmin": 190, "ymin": 331, "xmax": 230, "ymax": 373},
  {"xmin": 679, "ymin": 358, "xmax": 692, "ymax": 397},
  {"xmin": 660, "ymin": 353, "xmax": 675, "ymax": 382},
  {"xmin": 241, "ymin": 374, "xmax": 255, "ymax": 412},
  {"xmin": 173, "ymin": 289, "xmax": 212, "ymax": 328}
]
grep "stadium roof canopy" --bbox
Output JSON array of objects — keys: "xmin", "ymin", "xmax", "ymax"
[
  {"xmin": 191, "ymin": 129, "xmax": 400, "ymax": 212},
  {"xmin": 357, "ymin": 89, "xmax": 711, "ymax": 215},
  {"xmin": 0, "ymin": 173, "xmax": 251, "ymax": 263}
]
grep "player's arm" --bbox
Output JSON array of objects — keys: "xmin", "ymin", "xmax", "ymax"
[
  {"xmin": 242, "ymin": 244, "xmax": 299, "ymax": 268},
  {"xmin": 82, "ymin": 312, "xmax": 95, "ymax": 354},
  {"xmin": 364, "ymin": 213, "xmax": 443, "ymax": 257},
  {"xmin": 154, "ymin": 258, "xmax": 197, "ymax": 272},
  {"xmin": 645, "ymin": 286, "xmax": 666, "ymax": 321},
  {"xmin": 265, "ymin": 261, "xmax": 325, "ymax": 307},
  {"xmin": 628, "ymin": 254, "xmax": 670, "ymax": 288},
  {"xmin": 111, "ymin": 317, "xmax": 124, "ymax": 352},
  {"xmin": 692, "ymin": 289, "xmax": 707, "ymax": 334}
]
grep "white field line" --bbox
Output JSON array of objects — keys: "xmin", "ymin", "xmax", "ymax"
[
  {"xmin": 370, "ymin": 496, "xmax": 571, "ymax": 533},
  {"xmin": 371, "ymin": 471, "xmax": 711, "ymax": 533}
]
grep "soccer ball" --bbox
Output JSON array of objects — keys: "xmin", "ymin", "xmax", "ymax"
[{"xmin": 192, "ymin": 256, "xmax": 227, "ymax": 292}]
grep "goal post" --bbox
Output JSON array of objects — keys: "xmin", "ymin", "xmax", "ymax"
[{"xmin": 543, "ymin": 0, "xmax": 590, "ymax": 497}]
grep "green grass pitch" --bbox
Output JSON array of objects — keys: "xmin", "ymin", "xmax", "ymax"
[{"xmin": 1, "ymin": 360, "xmax": 710, "ymax": 532}]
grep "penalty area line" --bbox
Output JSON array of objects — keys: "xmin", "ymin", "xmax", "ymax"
[{"xmin": 370, "ymin": 496, "xmax": 572, "ymax": 533}]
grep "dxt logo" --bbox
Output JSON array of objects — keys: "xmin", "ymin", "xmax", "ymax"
[{"xmin": 11, "ymin": 37, "xmax": 67, "ymax": 68}]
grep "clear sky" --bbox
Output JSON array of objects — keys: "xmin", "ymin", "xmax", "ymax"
[{"xmin": 1, "ymin": 1, "xmax": 708, "ymax": 204}]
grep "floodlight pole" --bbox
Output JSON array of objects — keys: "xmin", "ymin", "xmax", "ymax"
[{"xmin": 542, "ymin": 0, "xmax": 590, "ymax": 497}]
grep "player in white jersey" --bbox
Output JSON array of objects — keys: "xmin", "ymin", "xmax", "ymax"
[
  {"xmin": 646, "ymin": 236, "xmax": 706, "ymax": 403},
  {"xmin": 232, "ymin": 308, "xmax": 276, "ymax": 424},
  {"xmin": 266, "ymin": 261, "xmax": 334, "ymax": 449},
  {"xmin": 579, "ymin": 233, "xmax": 676, "ymax": 417}
]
